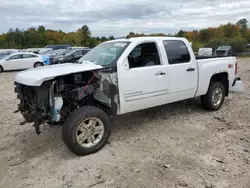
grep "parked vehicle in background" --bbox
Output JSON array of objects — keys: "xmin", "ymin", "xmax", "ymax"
[
  {"xmin": 56, "ymin": 49, "xmax": 72, "ymax": 56},
  {"xmin": 67, "ymin": 47, "xmax": 89, "ymax": 50},
  {"xmin": 0, "ymin": 49, "xmax": 19, "ymax": 53},
  {"xmin": 24, "ymin": 48, "xmax": 43, "ymax": 54},
  {"xmin": 39, "ymin": 48, "xmax": 53, "ymax": 55},
  {"xmin": 198, "ymin": 48, "xmax": 213, "ymax": 57},
  {"xmin": 214, "ymin": 46, "xmax": 235, "ymax": 56},
  {"xmin": 49, "ymin": 49, "xmax": 73, "ymax": 63},
  {"xmin": 45, "ymin": 49, "xmax": 66, "ymax": 57},
  {"xmin": 0, "ymin": 51, "xmax": 13, "ymax": 59},
  {"xmin": 44, "ymin": 49, "xmax": 67, "ymax": 63},
  {"xmin": 14, "ymin": 37, "xmax": 243, "ymax": 156},
  {"xmin": 51, "ymin": 48, "xmax": 91, "ymax": 64},
  {"xmin": 45, "ymin": 44, "xmax": 72, "ymax": 50},
  {"xmin": 54, "ymin": 49, "xmax": 67, "ymax": 54},
  {"xmin": 0, "ymin": 52, "xmax": 47, "ymax": 72}
]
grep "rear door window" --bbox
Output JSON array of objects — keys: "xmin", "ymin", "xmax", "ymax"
[
  {"xmin": 23, "ymin": 54, "xmax": 37, "ymax": 58},
  {"xmin": 163, "ymin": 40, "xmax": 191, "ymax": 65}
]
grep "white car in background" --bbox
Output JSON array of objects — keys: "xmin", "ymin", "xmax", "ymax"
[
  {"xmin": 0, "ymin": 52, "xmax": 44, "ymax": 72},
  {"xmin": 198, "ymin": 48, "xmax": 213, "ymax": 57}
]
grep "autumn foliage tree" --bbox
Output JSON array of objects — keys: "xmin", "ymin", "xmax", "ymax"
[
  {"xmin": 0, "ymin": 19, "xmax": 249, "ymax": 52},
  {"xmin": 0, "ymin": 25, "xmax": 114, "ymax": 49}
]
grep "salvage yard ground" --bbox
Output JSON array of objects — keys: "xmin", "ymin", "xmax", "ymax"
[{"xmin": 0, "ymin": 58, "xmax": 250, "ymax": 188}]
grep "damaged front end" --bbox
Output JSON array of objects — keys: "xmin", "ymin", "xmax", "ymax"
[
  {"xmin": 14, "ymin": 69, "xmax": 118, "ymax": 135},
  {"xmin": 14, "ymin": 81, "xmax": 51, "ymax": 134}
]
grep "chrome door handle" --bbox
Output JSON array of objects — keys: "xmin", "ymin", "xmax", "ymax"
[{"xmin": 186, "ymin": 68, "xmax": 195, "ymax": 72}]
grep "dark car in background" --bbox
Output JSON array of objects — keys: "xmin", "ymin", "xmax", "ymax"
[
  {"xmin": 45, "ymin": 44, "xmax": 72, "ymax": 50},
  {"xmin": 51, "ymin": 48, "xmax": 91, "ymax": 64},
  {"xmin": 214, "ymin": 46, "xmax": 235, "ymax": 56}
]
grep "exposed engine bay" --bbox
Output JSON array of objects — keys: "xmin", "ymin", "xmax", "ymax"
[{"xmin": 14, "ymin": 70, "xmax": 119, "ymax": 134}]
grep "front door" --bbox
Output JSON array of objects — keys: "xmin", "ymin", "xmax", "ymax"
[
  {"xmin": 118, "ymin": 42, "xmax": 169, "ymax": 114},
  {"xmin": 4, "ymin": 54, "xmax": 23, "ymax": 70}
]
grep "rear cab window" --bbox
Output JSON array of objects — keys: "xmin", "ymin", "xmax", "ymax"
[{"xmin": 163, "ymin": 40, "xmax": 191, "ymax": 65}]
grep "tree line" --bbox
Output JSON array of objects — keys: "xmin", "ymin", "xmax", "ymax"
[
  {"xmin": 0, "ymin": 25, "xmax": 115, "ymax": 49},
  {"xmin": 0, "ymin": 18, "xmax": 249, "ymax": 52}
]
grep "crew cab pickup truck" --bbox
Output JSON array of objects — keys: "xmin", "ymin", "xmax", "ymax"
[{"xmin": 13, "ymin": 37, "xmax": 243, "ymax": 156}]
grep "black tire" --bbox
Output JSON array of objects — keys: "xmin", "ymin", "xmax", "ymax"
[
  {"xmin": 62, "ymin": 106, "xmax": 111, "ymax": 156},
  {"xmin": 34, "ymin": 62, "xmax": 43, "ymax": 67},
  {"xmin": 0, "ymin": 65, "xmax": 3, "ymax": 73},
  {"xmin": 201, "ymin": 81, "xmax": 225, "ymax": 111}
]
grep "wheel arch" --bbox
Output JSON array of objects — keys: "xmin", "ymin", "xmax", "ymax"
[
  {"xmin": 34, "ymin": 61, "xmax": 44, "ymax": 67},
  {"xmin": 209, "ymin": 72, "xmax": 229, "ymax": 96},
  {"xmin": 79, "ymin": 96, "xmax": 113, "ymax": 116}
]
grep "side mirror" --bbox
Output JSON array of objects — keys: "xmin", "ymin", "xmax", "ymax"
[
  {"xmin": 5, "ymin": 58, "xmax": 10, "ymax": 61},
  {"xmin": 123, "ymin": 59, "xmax": 130, "ymax": 70}
]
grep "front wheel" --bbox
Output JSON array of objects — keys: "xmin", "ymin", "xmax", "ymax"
[
  {"xmin": 0, "ymin": 66, "xmax": 3, "ymax": 73},
  {"xmin": 201, "ymin": 82, "xmax": 225, "ymax": 111},
  {"xmin": 62, "ymin": 106, "xmax": 111, "ymax": 156}
]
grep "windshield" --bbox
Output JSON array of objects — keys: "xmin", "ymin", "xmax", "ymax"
[
  {"xmin": 64, "ymin": 50, "xmax": 77, "ymax": 56},
  {"xmin": 78, "ymin": 41, "xmax": 131, "ymax": 66},
  {"xmin": 46, "ymin": 50, "xmax": 55, "ymax": 54},
  {"xmin": 217, "ymin": 46, "xmax": 231, "ymax": 50},
  {"xmin": 0, "ymin": 54, "xmax": 7, "ymax": 59},
  {"xmin": 56, "ymin": 49, "xmax": 70, "ymax": 56},
  {"xmin": 0, "ymin": 53, "xmax": 11, "ymax": 59}
]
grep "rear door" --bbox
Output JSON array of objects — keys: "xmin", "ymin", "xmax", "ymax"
[
  {"xmin": 163, "ymin": 40, "xmax": 198, "ymax": 102},
  {"xmin": 22, "ymin": 54, "xmax": 38, "ymax": 68},
  {"xmin": 118, "ymin": 41, "xmax": 169, "ymax": 114}
]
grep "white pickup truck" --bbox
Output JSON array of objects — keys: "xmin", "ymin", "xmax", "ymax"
[{"xmin": 14, "ymin": 37, "xmax": 243, "ymax": 156}]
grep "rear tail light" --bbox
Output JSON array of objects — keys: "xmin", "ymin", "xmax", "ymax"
[{"xmin": 235, "ymin": 62, "xmax": 238, "ymax": 75}]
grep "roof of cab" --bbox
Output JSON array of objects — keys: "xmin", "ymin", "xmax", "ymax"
[{"xmin": 105, "ymin": 36, "xmax": 187, "ymax": 43}]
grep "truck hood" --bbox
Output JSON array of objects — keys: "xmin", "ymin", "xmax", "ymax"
[{"xmin": 15, "ymin": 62, "xmax": 103, "ymax": 86}]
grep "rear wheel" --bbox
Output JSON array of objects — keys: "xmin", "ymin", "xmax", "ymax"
[
  {"xmin": 201, "ymin": 82, "xmax": 225, "ymax": 111},
  {"xmin": 0, "ymin": 66, "xmax": 3, "ymax": 73},
  {"xmin": 62, "ymin": 106, "xmax": 111, "ymax": 156},
  {"xmin": 34, "ymin": 62, "xmax": 43, "ymax": 67}
]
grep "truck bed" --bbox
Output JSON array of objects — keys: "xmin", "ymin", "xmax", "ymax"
[
  {"xmin": 195, "ymin": 55, "xmax": 232, "ymax": 60},
  {"xmin": 195, "ymin": 55, "xmax": 236, "ymax": 97}
]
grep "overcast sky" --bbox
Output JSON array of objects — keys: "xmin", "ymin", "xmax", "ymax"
[{"xmin": 0, "ymin": 0, "xmax": 250, "ymax": 37}]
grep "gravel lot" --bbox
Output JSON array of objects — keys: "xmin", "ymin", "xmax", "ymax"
[{"xmin": 0, "ymin": 58, "xmax": 250, "ymax": 188}]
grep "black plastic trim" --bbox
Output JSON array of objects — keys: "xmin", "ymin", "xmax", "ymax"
[{"xmin": 232, "ymin": 77, "xmax": 241, "ymax": 86}]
